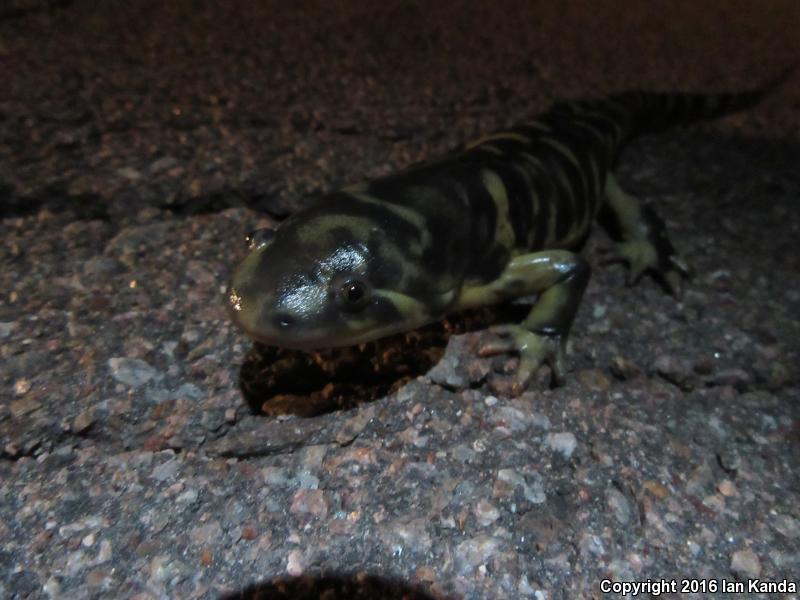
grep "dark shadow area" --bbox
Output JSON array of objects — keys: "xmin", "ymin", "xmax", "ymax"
[
  {"xmin": 0, "ymin": 179, "xmax": 290, "ymax": 222},
  {"xmin": 155, "ymin": 183, "xmax": 301, "ymax": 220},
  {"xmin": 238, "ymin": 304, "xmax": 530, "ymax": 417},
  {"xmin": 0, "ymin": 0, "xmax": 73, "ymax": 20},
  {"xmin": 0, "ymin": 182, "xmax": 110, "ymax": 221},
  {"xmin": 219, "ymin": 573, "xmax": 449, "ymax": 600}
]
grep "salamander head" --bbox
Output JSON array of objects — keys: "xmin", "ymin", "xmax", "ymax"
[{"xmin": 226, "ymin": 206, "xmax": 448, "ymax": 349}]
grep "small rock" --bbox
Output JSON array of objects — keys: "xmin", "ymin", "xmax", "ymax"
[
  {"xmin": 294, "ymin": 470, "xmax": 320, "ymax": 490},
  {"xmin": 610, "ymin": 356, "xmax": 642, "ymax": 380},
  {"xmin": 151, "ymin": 458, "xmax": 179, "ymax": 482},
  {"xmin": 66, "ymin": 550, "xmax": 90, "ymax": 576},
  {"xmin": 643, "ymin": 480, "xmax": 669, "ymax": 499},
  {"xmin": 496, "ymin": 469, "xmax": 546, "ymax": 504},
  {"xmin": 474, "ymin": 500, "xmax": 500, "ymax": 527},
  {"xmin": 730, "ymin": 548, "xmax": 761, "ymax": 579},
  {"xmin": 545, "ymin": 432, "xmax": 577, "ymax": 459},
  {"xmin": 454, "ymin": 535, "xmax": 502, "ymax": 574},
  {"xmin": 149, "ymin": 156, "xmax": 179, "ymax": 174},
  {"xmin": 96, "ymin": 540, "xmax": 112, "ymax": 563},
  {"xmin": 518, "ymin": 510, "xmax": 566, "ymax": 551},
  {"xmin": 290, "ymin": 489, "xmax": 328, "ymax": 519},
  {"xmin": 4, "ymin": 442, "xmax": 20, "ymax": 458},
  {"xmin": 653, "ymin": 354, "xmax": 693, "ymax": 388},
  {"xmin": 717, "ymin": 480, "xmax": 736, "ymax": 497},
  {"xmin": 14, "ymin": 378, "xmax": 31, "ymax": 396},
  {"xmin": 190, "ymin": 521, "xmax": 222, "ymax": 546},
  {"xmin": 148, "ymin": 555, "xmax": 186, "ymax": 584},
  {"xmin": 702, "ymin": 494, "xmax": 726, "ymax": 512},
  {"xmin": 489, "ymin": 406, "xmax": 530, "ymax": 433},
  {"xmin": 171, "ymin": 382, "xmax": 203, "ymax": 400},
  {"xmin": 43, "ymin": 577, "xmax": 61, "ymax": 598},
  {"xmin": 59, "ymin": 516, "xmax": 107, "ymax": 537},
  {"xmin": 426, "ymin": 352, "xmax": 466, "ymax": 389},
  {"xmin": 117, "ymin": 166, "xmax": 142, "ymax": 181},
  {"xmin": 10, "ymin": 395, "xmax": 42, "ymax": 418},
  {"xmin": 451, "ymin": 444, "xmax": 476, "ymax": 464},
  {"xmin": 82, "ymin": 257, "xmax": 123, "ymax": 276},
  {"xmin": 772, "ymin": 514, "xmax": 799, "ymax": 539},
  {"xmin": 0, "ymin": 321, "xmax": 18, "ymax": 339},
  {"xmin": 427, "ymin": 334, "xmax": 489, "ymax": 389},
  {"xmin": 577, "ymin": 368, "xmax": 610, "ymax": 391},
  {"xmin": 415, "ymin": 566, "xmax": 437, "ymax": 582},
  {"xmin": 578, "ymin": 533, "xmax": 606, "ymax": 557},
  {"xmin": 606, "ymin": 488, "xmax": 632, "ymax": 525},
  {"xmin": 72, "ymin": 410, "xmax": 95, "ymax": 435},
  {"xmin": 176, "ymin": 488, "xmax": 199, "ymax": 505},
  {"xmin": 467, "ymin": 359, "xmax": 492, "ymax": 384},
  {"xmin": 85, "ymin": 568, "xmax": 112, "ymax": 589},
  {"xmin": 201, "ymin": 410, "xmax": 225, "ymax": 432},
  {"xmin": 386, "ymin": 517, "xmax": 433, "ymax": 554},
  {"xmin": 717, "ymin": 449, "xmax": 741, "ymax": 474},
  {"xmin": 108, "ymin": 357, "xmax": 162, "ymax": 388},
  {"xmin": 201, "ymin": 548, "xmax": 213, "ymax": 567},
  {"xmin": 704, "ymin": 368, "xmax": 751, "ymax": 390},
  {"xmin": 286, "ymin": 550, "xmax": 304, "ymax": 576}
]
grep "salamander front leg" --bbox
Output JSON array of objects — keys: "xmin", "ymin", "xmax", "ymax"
[
  {"xmin": 601, "ymin": 174, "xmax": 691, "ymax": 297},
  {"xmin": 455, "ymin": 250, "xmax": 590, "ymax": 391}
]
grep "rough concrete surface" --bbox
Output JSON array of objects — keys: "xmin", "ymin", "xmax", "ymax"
[{"xmin": 1, "ymin": 1, "xmax": 799, "ymax": 599}]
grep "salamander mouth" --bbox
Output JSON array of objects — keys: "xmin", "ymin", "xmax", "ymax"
[
  {"xmin": 227, "ymin": 294, "xmax": 418, "ymax": 351},
  {"xmin": 230, "ymin": 319, "xmax": 408, "ymax": 351}
]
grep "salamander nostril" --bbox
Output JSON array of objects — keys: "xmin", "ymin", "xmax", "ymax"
[{"xmin": 274, "ymin": 312, "xmax": 296, "ymax": 329}]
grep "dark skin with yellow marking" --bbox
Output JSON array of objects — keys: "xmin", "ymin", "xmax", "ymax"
[{"xmin": 227, "ymin": 70, "xmax": 793, "ymax": 391}]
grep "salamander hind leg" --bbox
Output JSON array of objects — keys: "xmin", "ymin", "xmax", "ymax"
[
  {"xmin": 601, "ymin": 174, "xmax": 691, "ymax": 297},
  {"xmin": 455, "ymin": 250, "xmax": 590, "ymax": 392}
]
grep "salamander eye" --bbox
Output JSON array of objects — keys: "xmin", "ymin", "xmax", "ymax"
[
  {"xmin": 332, "ymin": 274, "xmax": 372, "ymax": 312},
  {"xmin": 245, "ymin": 228, "xmax": 275, "ymax": 250}
]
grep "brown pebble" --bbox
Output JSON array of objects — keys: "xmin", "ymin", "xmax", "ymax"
[
  {"xmin": 143, "ymin": 436, "xmax": 168, "ymax": 451},
  {"xmin": 577, "ymin": 368, "xmax": 611, "ymax": 391},
  {"xmin": 643, "ymin": 480, "xmax": 669, "ymax": 499},
  {"xmin": 85, "ymin": 568, "xmax": 111, "ymax": 588},
  {"xmin": 717, "ymin": 480, "xmax": 737, "ymax": 497},
  {"xmin": 72, "ymin": 410, "xmax": 95, "ymax": 434},
  {"xmin": 416, "ymin": 565, "xmax": 437, "ymax": 582},
  {"xmin": 201, "ymin": 548, "xmax": 213, "ymax": 567},
  {"xmin": 4, "ymin": 442, "xmax": 20, "ymax": 458},
  {"xmin": 10, "ymin": 394, "xmax": 42, "ymax": 418},
  {"xmin": 474, "ymin": 500, "xmax": 500, "ymax": 526},
  {"xmin": 14, "ymin": 378, "xmax": 31, "ymax": 396},
  {"xmin": 290, "ymin": 489, "xmax": 328, "ymax": 519},
  {"xmin": 610, "ymin": 356, "xmax": 642, "ymax": 380}
]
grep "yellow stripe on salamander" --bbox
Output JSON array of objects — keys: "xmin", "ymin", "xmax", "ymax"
[{"xmin": 481, "ymin": 169, "xmax": 516, "ymax": 249}]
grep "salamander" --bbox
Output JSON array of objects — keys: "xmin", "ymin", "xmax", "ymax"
[{"xmin": 226, "ymin": 70, "xmax": 791, "ymax": 390}]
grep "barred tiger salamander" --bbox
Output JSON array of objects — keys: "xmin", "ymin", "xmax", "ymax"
[{"xmin": 227, "ymin": 72, "xmax": 790, "ymax": 390}]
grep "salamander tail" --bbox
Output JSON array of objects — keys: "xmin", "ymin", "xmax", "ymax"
[{"xmin": 615, "ymin": 63, "xmax": 796, "ymax": 135}]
